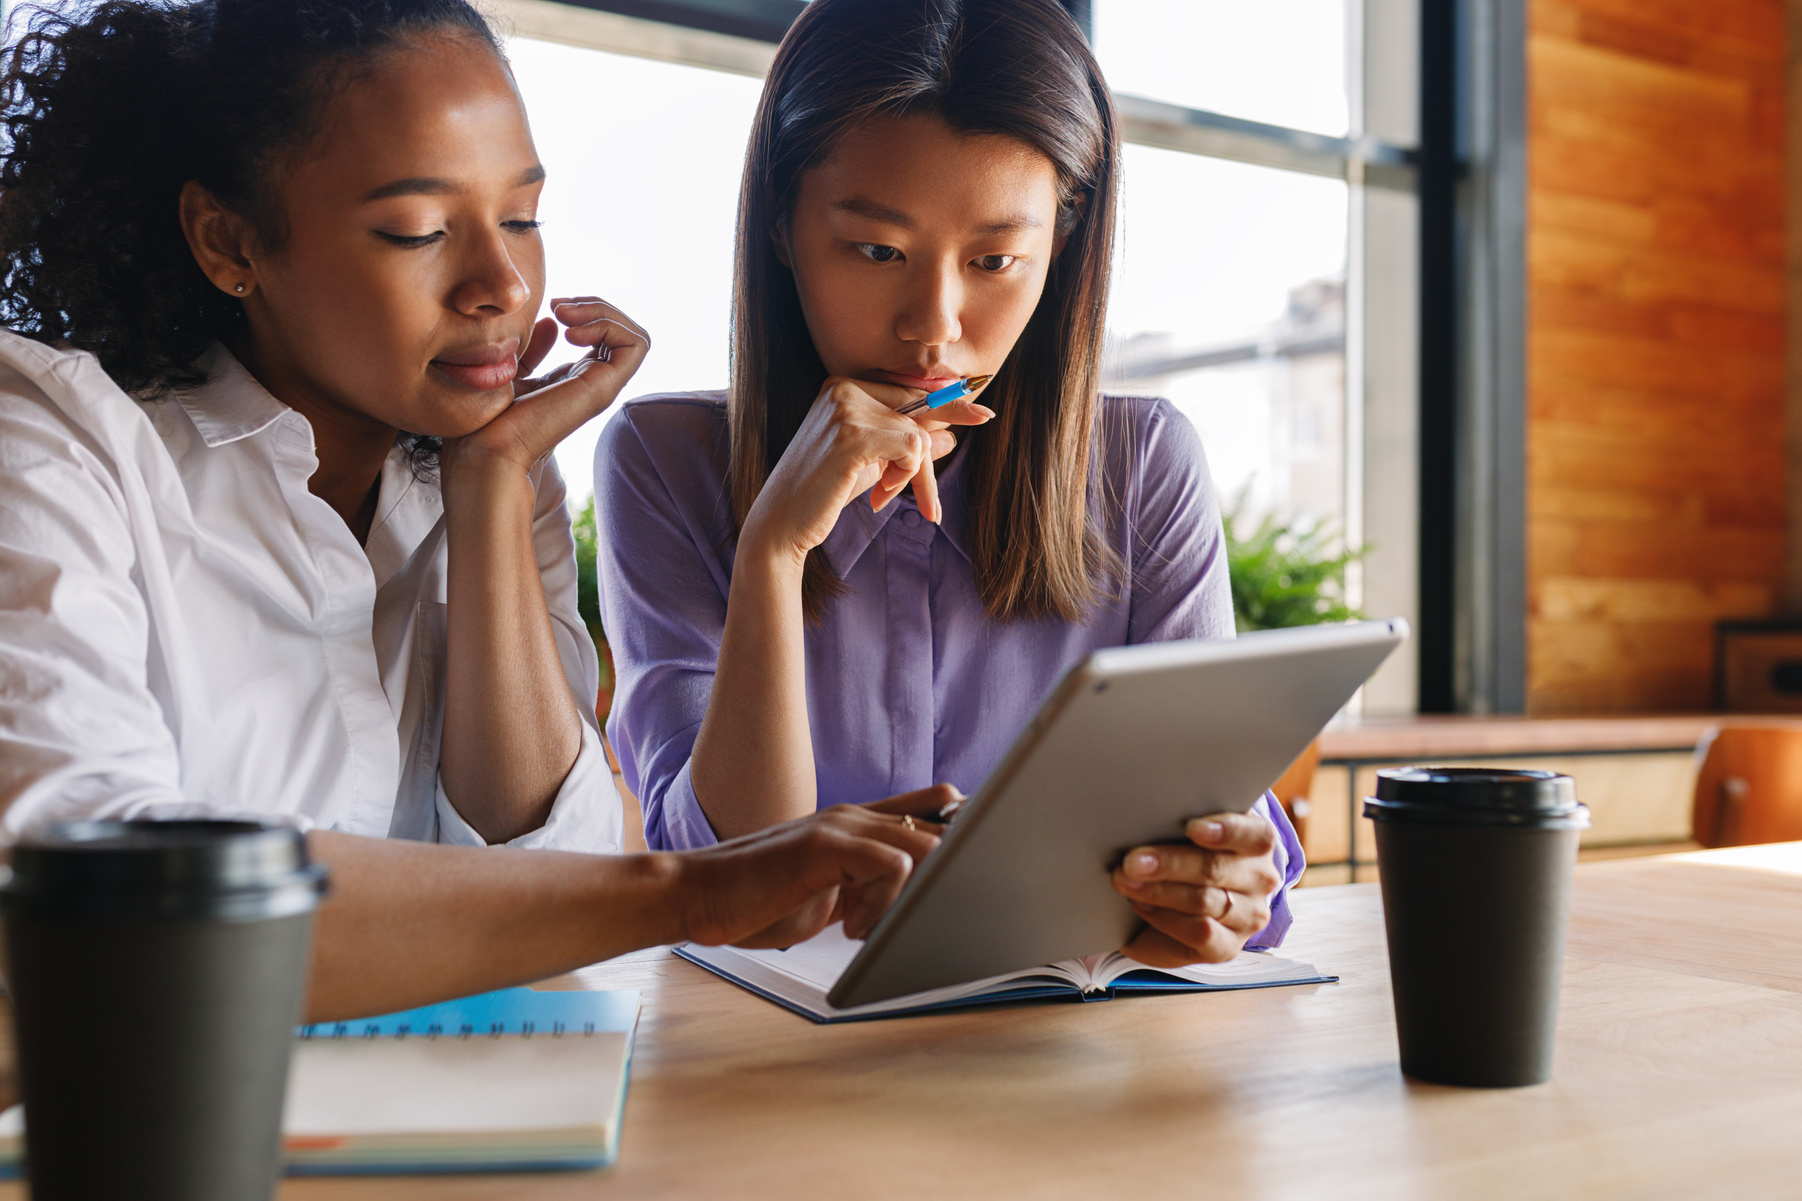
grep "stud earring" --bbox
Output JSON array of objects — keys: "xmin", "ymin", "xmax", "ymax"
[{"xmin": 234, "ymin": 283, "xmax": 246, "ymax": 294}]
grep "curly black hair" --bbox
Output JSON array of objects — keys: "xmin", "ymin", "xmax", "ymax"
[{"xmin": 0, "ymin": 0, "xmax": 503, "ymax": 467}]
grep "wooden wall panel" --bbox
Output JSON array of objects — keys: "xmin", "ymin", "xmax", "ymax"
[{"xmin": 1527, "ymin": 0, "xmax": 1788, "ymax": 713}]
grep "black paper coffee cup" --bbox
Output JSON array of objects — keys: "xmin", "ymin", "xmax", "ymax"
[
  {"xmin": 1364, "ymin": 768, "xmax": 1589, "ymax": 1088},
  {"xmin": 1, "ymin": 819, "xmax": 329, "ymax": 1200}
]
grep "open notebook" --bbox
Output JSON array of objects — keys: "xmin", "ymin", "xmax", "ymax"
[
  {"xmin": 0, "ymin": 987, "xmax": 640, "ymax": 1178},
  {"xmin": 677, "ymin": 925, "xmax": 1332, "ymax": 1023}
]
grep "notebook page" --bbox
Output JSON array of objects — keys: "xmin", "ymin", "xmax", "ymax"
[
  {"xmin": 737, "ymin": 923, "xmax": 868, "ymax": 989},
  {"xmin": 1090, "ymin": 948, "xmax": 1326, "ymax": 988}
]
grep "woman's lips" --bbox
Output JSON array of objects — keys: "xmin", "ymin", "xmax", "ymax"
[
  {"xmin": 431, "ymin": 345, "xmax": 519, "ymax": 391},
  {"xmin": 873, "ymin": 369, "xmax": 964, "ymax": 391}
]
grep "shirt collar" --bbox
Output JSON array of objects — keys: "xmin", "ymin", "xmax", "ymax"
[
  {"xmin": 818, "ymin": 440, "xmax": 974, "ymax": 580},
  {"xmin": 174, "ymin": 343, "xmax": 290, "ymax": 448}
]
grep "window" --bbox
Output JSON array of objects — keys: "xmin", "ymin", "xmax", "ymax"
[
  {"xmin": 1108, "ymin": 145, "xmax": 1349, "ymax": 534},
  {"xmin": 507, "ymin": 0, "xmax": 1422, "ymax": 712},
  {"xmin": 1093, "ymin": 0, "xmax": 1349, "ymax": 137},
  {"xmin": 507, "ymin": 36, "xmax": 764, "ymax": 493}
]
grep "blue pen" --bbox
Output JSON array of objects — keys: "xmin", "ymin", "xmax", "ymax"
[{"xmin": 895, "ymin": 373, "xmax": 993, "ymax": 418}]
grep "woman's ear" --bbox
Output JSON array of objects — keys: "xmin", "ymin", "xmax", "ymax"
[
  {"xmin": 770, "ymin": 217, "xmax": 793, "ymax": 269},
  {"xmin": 178, "ymin": 180, "xmax": 261, "ymax": 299},
  {"xmin": 1052, "ymin": 187, "xmax": 1088, "ymax": 257},
  {"xmin": 1053, "ymin": 191, "xmax": 1088, "ymax": 258}
]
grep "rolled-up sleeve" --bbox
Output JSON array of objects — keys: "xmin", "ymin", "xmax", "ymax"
[
  {"xmin": 594, "ymin": 401, "xmax": 732, "ymax": 851},
  {"xmin": 434, "ymin": 720, "xmax": 623, "ymax": 850},
  {"xmin": 1246, "ymin": 792, "xmax": 1304, "ymax": 950}
]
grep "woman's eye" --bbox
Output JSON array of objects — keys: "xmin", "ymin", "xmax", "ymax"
[
  {"xmin": 975, "ymin": 254, "xmax": 1017, "ymax": 273},
  {"xmin": 855, "ymin": 243, "xmax": 902, "ymax": 264},
  {"xmin": 375, "ymin": 231, "xmax": 444, "ymax": 248},
  {"xmin": 503, "ymin": 219, "xmax": 543, "ymax": 235}
]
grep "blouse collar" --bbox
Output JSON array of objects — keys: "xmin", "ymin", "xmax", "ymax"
[{"xmin": 174, "ymin": 343, "xmax": 290, "ymax": 448}]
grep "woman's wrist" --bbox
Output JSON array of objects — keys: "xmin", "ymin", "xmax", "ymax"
[
  {"xmin": 438, "ymin": 444, "xmax": 537, "ymax": 527},
  {"xmin": 611, "ymin": 850, "xmax": 691, "ymax": 946},
  {"xmin": 440, "ymin": 439, "xmax": 533, "ymax": 490},
  {"xmin": 735, "ymin": 514, "xmax": 812, "ymax": 580}
]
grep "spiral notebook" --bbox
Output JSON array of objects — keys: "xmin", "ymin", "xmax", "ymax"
[
  {"xmin": 284, "ymin": 987, "xmax": 640, "ymax": 1174},
  {"xmin": 0, "ymin": 987, "xmax": 639, "ymax": 1177}
]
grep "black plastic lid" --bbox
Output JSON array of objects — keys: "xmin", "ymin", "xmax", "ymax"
[
  {"xmin": 0, "ymin": 820, "xmax": 329, "ymax": 920},
  {"xmin": 1363, "ymin": 767, "xmax": 1591, "ymax": 830}
]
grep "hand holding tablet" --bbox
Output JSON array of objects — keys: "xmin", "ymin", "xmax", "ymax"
[{"xmin": 1113, "ymin": 810, "xmax": 1286, "ymax": 968}]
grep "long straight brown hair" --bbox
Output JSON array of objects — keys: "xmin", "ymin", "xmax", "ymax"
[{"xmin": 728, "ymin": 0, "xmax": 1121, "ymax": 623}]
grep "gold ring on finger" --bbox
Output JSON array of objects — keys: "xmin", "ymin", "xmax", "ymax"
[{"xmin": 901, "ymin": 815, "xmax": 917, "ymax": 832}]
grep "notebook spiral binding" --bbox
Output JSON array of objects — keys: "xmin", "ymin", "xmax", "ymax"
[
  {"xmin": 299, "ymin": 1019, "xmax": 602, "ymax": 1040},
  {"xmin": 295, "ymin": 987, "xmax": 632, "ymax": 1042}
]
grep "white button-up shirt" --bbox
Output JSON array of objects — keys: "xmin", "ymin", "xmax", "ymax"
[{"xmin": 0, "ymin": 332, "xmax": 622, "ymax": 850}]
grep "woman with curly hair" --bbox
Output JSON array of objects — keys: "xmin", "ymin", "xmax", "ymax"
[{"xmin": 0, "ymin": 0, "xmax": 946, "ymax": 1020}]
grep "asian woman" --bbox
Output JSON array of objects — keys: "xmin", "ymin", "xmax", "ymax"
[{"xmin": 598, "ymin": 0, "xmax": 1300, "ymax": 968}]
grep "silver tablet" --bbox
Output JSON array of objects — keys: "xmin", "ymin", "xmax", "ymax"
[{"xmin": 827, "ymin": 618, "xmax": 1408, "ymax": 1008}]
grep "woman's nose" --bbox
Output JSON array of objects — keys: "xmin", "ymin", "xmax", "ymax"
[
  {"xmin": 895, "ymin": 262, "xmax": 963, "ymax": 348},
  {"xmin": 451, "ymin": 233, "xmax": 532, "ymax": 317}
]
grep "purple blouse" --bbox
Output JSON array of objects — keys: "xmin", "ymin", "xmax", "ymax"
[{"xmin": 595, "ymin": 391, "xmax": 1303, "ymax": 948}]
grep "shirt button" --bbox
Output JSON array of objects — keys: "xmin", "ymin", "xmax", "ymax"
[{"xmin": 902, "ymin": 509, "xmax": 922, "ymax": 528}]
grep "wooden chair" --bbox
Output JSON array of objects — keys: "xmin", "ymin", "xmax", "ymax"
[
  {"xmin": 1693, "ymin": 726, "xmax": 1802, "ymax": 848},
  {"xmin": 1269, "ymin": 740, "xmax": 1321, "ymax": 845}
]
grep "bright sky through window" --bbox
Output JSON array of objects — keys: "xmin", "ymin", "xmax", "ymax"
[
  {"xmin": 1093, "ymin": 0, "xmax": 1349, "ymax": 137},
  {"xmin": 506, "ymin": 36, "xmax": 761, "ymax": 497}
]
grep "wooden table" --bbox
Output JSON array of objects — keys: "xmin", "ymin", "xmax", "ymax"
[{"xmin": 11, "ymin": 844, "xmax": 1802, "ymax": 1199}]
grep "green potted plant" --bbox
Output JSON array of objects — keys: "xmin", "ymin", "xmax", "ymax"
[
  {"xmin": 571, "ymin": 495, "xmax": 613, "ymax": 718},
  {"xmin": 1222, "ymin": 488, "xmax": 1366, "ymax": 633}
]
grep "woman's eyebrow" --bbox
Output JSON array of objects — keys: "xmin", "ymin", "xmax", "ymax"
[
  {"xmin": 362, "ymin": 165, "xmax": 546, "ymax": 203},
  {"xmin": 832, "ymin": 196, "xmax": 913, "ymax": 227},
  {"xmin": 832, "ymin": 196, "xmax": 1043, "ymax": 236},
  {"xmin": 976, "ymin": 213, "xmax": 1043, "ymax": 234}
]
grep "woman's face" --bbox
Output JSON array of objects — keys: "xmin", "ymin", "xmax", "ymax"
[
  {"xmin": 783, "ymin": 113, "xmax": 1063, "ymax": 392},
  {"xmin": 220, "ymin": 35, "xmax": 545, "ymax": 438}
]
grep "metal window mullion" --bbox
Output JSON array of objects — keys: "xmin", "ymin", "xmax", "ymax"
[
  {"xmin": 1354, "ymin": 0, "xmax": 1423, "ymax": 717},
  {"xmin": 1113, "ymin": 93, "xmax": 1417, "ymax": 190}
]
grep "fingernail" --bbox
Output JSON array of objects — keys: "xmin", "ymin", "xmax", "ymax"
[
  {"xmin": 1194, "ymin": 821, "xmax": 1224, "ymax": 843},
  {"xmin": 973, "ymin": 405, "xmax": 996, "ymax": 419},
  {"xmin": 1127, "ymin": 851, "xmax": 1158, "ymax": 877},
  {"xmin": 1119, "ymin": 876, "xmax": 1144, "ymax": 892}
]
